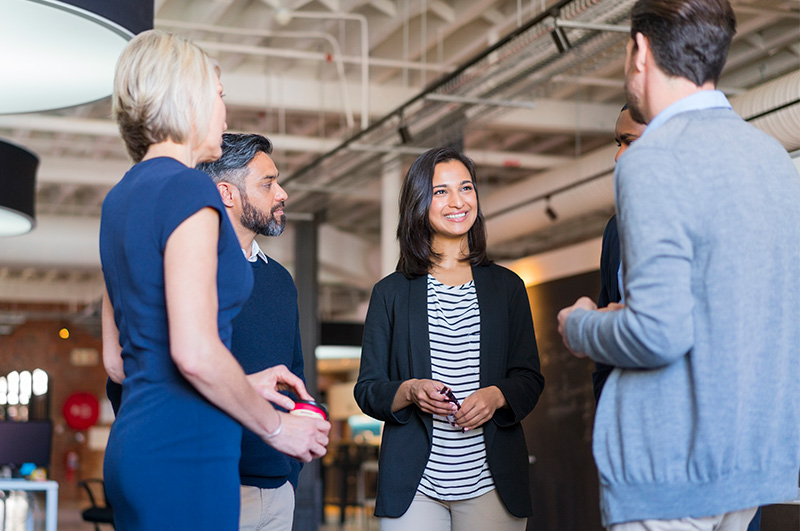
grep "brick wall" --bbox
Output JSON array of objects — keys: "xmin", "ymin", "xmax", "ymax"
[{"xmin": 1, "ymin": 317, "xmax": 108, "ymax": 508}]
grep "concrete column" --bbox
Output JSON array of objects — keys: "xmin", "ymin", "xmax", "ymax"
[
  {"xmin": 381, "ymin": 155, "xmax": 402, "ymax": 277},
  {"xmin": 292, "ymin": 216, "xmax": 322, "ymax": 531}
]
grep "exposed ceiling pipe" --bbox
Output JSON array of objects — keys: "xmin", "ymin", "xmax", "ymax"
[
  {"xmin": 280, "ymin": 11, "xmax": 370, "ymax": 130},
  {"xmin": 195, "ymin": 41, "xmax": 447, "ymax": 71},
  {"xmin": 158, "ymin": 19, "xmax": 356, "ymax": 129}
]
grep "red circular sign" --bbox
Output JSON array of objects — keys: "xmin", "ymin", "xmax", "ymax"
[{"xmin": 62, "ymin": 392, "xmax": 99, "ymax": 430}]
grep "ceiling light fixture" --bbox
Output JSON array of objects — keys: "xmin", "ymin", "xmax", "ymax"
[
  {"xmin": 0, "ymin": 0, "xmax": 153, "ymax": 114},
  {"xmin": 398, "ymin": 125, "xmax": 413, "ymax": 145},
  {"xmin": 544, "ymin": 196, "xmax": 558, "ymax": 222},
  {"xmin": 0, "ymin": 139, "xmax": 38, "ymax": 237},
  {"xmin": 550, "ymin": 21, "xmax": 572, "ymax": 54}
]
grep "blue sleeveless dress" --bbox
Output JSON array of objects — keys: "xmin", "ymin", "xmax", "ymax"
[{"xmin": 99, "ymin": 157, "xmax": 253, "ymax": 530}]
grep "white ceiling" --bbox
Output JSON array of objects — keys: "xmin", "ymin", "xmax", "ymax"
[{"xmin": 1, "ymin": 0, "xmax": 799, "ymax": 327}]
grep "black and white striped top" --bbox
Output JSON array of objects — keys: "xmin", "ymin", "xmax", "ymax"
[{"xmin": 418, "ymin": 274, "xmax": 495, "ymax": 501}]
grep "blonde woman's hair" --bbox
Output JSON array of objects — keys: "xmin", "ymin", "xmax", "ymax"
[{"xmin": 112, "ymin": 30, "xmax": 219, "ymax": 162}]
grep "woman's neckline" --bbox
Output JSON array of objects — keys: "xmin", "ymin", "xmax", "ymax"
[{"xmin": 427, "ymin": 273, "xmax": 474, "ymax": 289}]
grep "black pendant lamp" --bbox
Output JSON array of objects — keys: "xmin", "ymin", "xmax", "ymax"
[{"xmin": 0, "ymin": 140, "xmax": 38, "ymax": 237}]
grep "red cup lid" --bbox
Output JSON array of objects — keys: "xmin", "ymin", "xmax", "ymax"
[{"xmin": 292, "ymin": 400, "xmax": 328, "ymax": 420}]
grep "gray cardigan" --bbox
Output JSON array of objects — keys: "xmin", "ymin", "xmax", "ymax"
[
  {"xmin": 566, "ymin": 107, "xmax": 800, "ymax": 525},
  {"xmin": 354, "ymin": 263, "xmax": 544, "ymax": 518}
]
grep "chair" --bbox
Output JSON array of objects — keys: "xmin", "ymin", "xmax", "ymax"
[
  {"xmin": 356, "ymin": 459, "xmax": 379, "ymax": 529},
  {"xmin": 77, "ymin": 478, "xmax": 114, "ymax": 530}
]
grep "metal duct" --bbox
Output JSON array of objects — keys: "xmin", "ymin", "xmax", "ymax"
[{"xmin": 730, "ymin": 69, "xmax": 800, "ymax": 151}]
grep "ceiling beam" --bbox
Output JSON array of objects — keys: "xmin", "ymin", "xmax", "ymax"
[
  {"xmin": 486, "ymin": 99, "xmax": 621, "ymax": 134},
  {"xmin": 468, "ymin": 150, "xmax": 571, "ymax": 170},
  {"xmin": 0, "ymin": 115, "xmax": 341, "ymax": 153},
  {"xmin": 30, "ymin": 144, "xmax": 575, "ymax": 189},
  {"xmin": 429, "ymin": 1, "xmax": 456, "ymax": 24},
  {"xmin": 0, "ymin": 216, "xmax": 381, "ymax": 303},
  {"xmin": 369, "ymin": 0, "xmax": 397, "ymax": 18},
  {"xmin": 481, "ymin": 8, "xmax": 506, "ymax": 26}
]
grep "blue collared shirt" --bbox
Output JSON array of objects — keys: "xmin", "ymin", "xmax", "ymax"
[{"xmin": 640, "ymin": 89, "xmax": 732, "ymax": 139}]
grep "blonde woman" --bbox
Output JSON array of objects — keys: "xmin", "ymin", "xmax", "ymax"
[{"xmin": 100, "ymin": 31, "xmax": 328, "ymax": 530}]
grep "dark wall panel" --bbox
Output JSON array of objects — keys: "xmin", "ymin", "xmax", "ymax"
[{"xmin": 522, "ymin": 270, "xmax": 603, "ymax": 531}]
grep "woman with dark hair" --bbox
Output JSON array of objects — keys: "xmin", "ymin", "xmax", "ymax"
[{"xmin": 354, "ymin": 147, "xmax": 544, "ymax": 530}]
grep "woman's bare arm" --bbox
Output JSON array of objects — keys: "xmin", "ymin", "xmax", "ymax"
[
  {"xmin": 164, "ymin": 208, "xmax": 329, "ymax": 461},
  {"xmin": 102, "ymin": 286, "xmax": 125, "ymax": 384}
]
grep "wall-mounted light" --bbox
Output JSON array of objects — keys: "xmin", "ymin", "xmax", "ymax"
[
  {"xmin": 0, "ymin": 0, "xmax": 153, "ymax": 114},
  {"xmin": 0, "ymin": 139, "xmax": 38, "ymax": 236}
]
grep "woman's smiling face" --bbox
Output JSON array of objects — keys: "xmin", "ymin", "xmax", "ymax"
[{"xmin": 428, "ymin": 159, "xmax": 478, "ymax": 242}]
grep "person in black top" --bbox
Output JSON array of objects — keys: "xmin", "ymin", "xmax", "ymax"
[
  {"xmin": 354, "ymin": 148, "xmax": 544, "ymax": 530},
  {"xmin": 592, "ymin": 105, "xmax": 646, "ymax": 402}
]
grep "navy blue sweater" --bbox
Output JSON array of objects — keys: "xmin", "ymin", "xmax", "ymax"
[{"xmin": 232, "ymin": 255, "xmax": 305, "ymax": 490}]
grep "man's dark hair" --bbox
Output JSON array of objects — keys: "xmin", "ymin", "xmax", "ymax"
[
  {"xmin": 631, "ymin": 0, "xmax": 736, "ymax": 86},
  {"xmin": 396, "ymin": 147, "xmax": 489, "ymax": 278},
  {"xmin": 196, "ymin": 133, "xmax": 273, "ymax": 189}
]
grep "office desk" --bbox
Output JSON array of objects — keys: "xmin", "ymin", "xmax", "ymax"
[{"xmin": 0, "ymin": 479, "xmax": 58, "ymax": 531}]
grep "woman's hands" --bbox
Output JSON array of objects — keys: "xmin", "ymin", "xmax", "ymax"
[
  {"xmin": 410, "ymin": 379, "xmax": 459, "ymax": 416},
  {"xmin": 247, "ymin": 365, "xmax": 312, "ymax": 410},
  {"xmin": 395, "ymin": 380, "xmax": 507, "ymax": 430},
  {"xmin": 393, "ymin": 379, "xmax": 458, "ymax": 416},
  {"xmin": 452, "ymin": 386, "xmax": 506, "ymax": 431}
]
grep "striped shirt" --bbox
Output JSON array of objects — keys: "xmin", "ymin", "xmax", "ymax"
[{"xmin": 418, "ymin": 274, "xmax": 495, "ymax": 501}]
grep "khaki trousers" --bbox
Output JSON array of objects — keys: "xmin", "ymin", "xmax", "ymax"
[
  {"xmin": 239, "ymin": 482, "xmax": 294, "ymax": 531},
  {"xmin": 380, "ymin": 489, "xmax": 527, "ymax": 531}
]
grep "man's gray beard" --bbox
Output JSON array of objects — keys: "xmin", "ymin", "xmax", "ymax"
[{"xmin": 240, "ymin": 193, "xmax": 286, "ymax": 237}]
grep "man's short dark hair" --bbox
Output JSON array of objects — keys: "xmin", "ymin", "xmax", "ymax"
[
  {"xmin": 631, "ymin": 0, "xmax": 736, "ymax": 86},
  {"xmin": 196, "ymin": 133, "xmax": 273, "ymax": 189}
]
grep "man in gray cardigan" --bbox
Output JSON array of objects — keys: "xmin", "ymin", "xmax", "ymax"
[{"xmin": 557, "ymin": 0, "xmax": 800, "ymax": 529}]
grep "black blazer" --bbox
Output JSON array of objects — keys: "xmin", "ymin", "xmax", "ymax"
[
  {"xmin": 354, "ymin": 263, "xmax": 545, "ymax": 518},
  {"xmin": 593, "ymin": 215, "xmax": 621, "ymax": 402}
]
